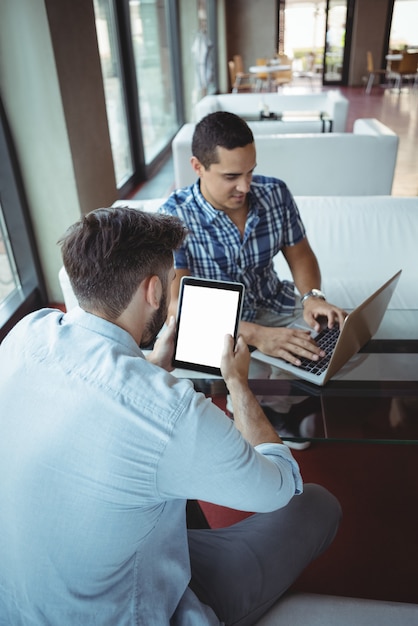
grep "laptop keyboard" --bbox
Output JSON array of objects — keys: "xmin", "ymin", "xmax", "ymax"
[{"xmin": 298, "ymin": 326, "xmax": 341, "ymax": 376}]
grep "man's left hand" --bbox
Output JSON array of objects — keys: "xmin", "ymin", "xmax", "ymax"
[
  {"xmin": 302, "ymin": 298, "xmax": 347, "ymax": 332},
  {"xmin": 146, "ymin": 316, "xmax": 176, "ymax": 371}
]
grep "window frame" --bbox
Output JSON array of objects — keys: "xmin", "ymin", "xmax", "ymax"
[
  {"xmin": 0, "ymin": 98, "xmax": 47, "ymax": 342},
  {"xmin": 110, "ymin": 0, "xmax": 184, "ymax": 197}
]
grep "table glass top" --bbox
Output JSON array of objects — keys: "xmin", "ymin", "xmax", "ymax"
[
  {"xmin": 238, "ymin": 393, "xmax": 418, "ymax": 445},
  {"xmin": 201, "ymin": 310, "xmax": 418, "ymax": 443}
]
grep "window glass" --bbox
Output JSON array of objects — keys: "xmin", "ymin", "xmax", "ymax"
[
  {"xmin": 0, "ymin": 203, "xmax": 20, "ymax": 308},
  {"xmin": 389, "ymin": 0, "xmax": 418, "ymax": 51},
  {"xmin": 129, "ymin": 0, "xmax": 178, "ymax": 164},
  {"xmin": 0, "ymin": 99, "xmax": 46, "ymax": 340},
  {"xmin": 93, "ymin": 0, "xmax": 134, "ymax": 187},
  {"xmin": 324, "ymin": 0, "xmax": 348, "ymax": 83},
  {"xmin": 282, "ymin": 1, "xmax": 326, "ymax": 86},
  {"xmin": 281, "ymin": 0, "xmax": 352, "ymax": 86}
]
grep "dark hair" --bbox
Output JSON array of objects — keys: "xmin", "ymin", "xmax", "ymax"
[
  {"xmin": 58, "ymin": 206, "xmax": 186, "ymax": 319},
  {"xmin": 192, "ymin": 111, "xmax": 254, "ymax": 169}
]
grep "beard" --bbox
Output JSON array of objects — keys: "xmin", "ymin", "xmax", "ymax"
[{"xmin": 140, "ymin": 289, "xmax": 168, "ymax": 349}]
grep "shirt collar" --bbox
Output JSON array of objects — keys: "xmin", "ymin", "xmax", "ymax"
[
  {"xmin": 191, "ymin": 180, "xmax": 259, "ymax": 223},
  {"xmin": 63, "ymin": 306, "xmax": 145, "ymax": 358}
]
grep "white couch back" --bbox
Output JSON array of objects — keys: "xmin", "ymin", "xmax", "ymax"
[
  {"xmin": 195, "ymin": 90, "xmax": 349, "ymax": 132},
  {"xmin": 59, "ymin": 196, "xmax": 418, "ymax": 313},
  {"xmin": 275, "ymin": 196, "xmax": 418, "ymax": 310},
  {"xmin": 172, "ymin": 118, "xmax": 399, "ymax": 196}
]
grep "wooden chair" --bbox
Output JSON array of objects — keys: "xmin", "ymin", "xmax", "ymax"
[
  {"xmin": 228, "ymin": 59, "xmax": 253, "ymax": 93},
  {"xmin": 274, "ymin": 54, "xmax": 293, "ymax": 88},
  {"xmin": 388, "ymin": 52, "xmax": 418, "ymax": 92},
  {"xmin": 365, "ymin": 51, "xmax": 388, "ymax": 94},
  {"xmin": 255, "ymin": 57, "xmax": 269, "ymax": 91},
  {"xmin": 232, "ymin": 54, "xmax": 246, "ymax": 76}
]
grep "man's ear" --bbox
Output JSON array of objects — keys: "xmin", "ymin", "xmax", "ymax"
[
  {"xmin": 191, "ymin": 156, "xmax": 205, "ymax": 177},
  {"xmin": 144, "ymin": 275, "xmax": 162, "ymax": 310}
]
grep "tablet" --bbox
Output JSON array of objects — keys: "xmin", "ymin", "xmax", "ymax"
[{"xmin": 172, "ymin": 277, "xmax": 245, "ymax": 376}]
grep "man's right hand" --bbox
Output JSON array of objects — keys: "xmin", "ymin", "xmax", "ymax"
[
  {"xmin": 240, "ymin": 322, "xmax": 326, "ymax": 367},
  {"xmin": 220, "ymin": 334, "xmax": 251, "ymax": 387},
  {"xmin": 220, "ymin": 334, "xmax": 283, "ymax": 446}
]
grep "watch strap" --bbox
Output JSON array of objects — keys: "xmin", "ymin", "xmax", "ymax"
[{"xmin": 300, "ymin": 289, "xmax": 326, "ymax": 307}]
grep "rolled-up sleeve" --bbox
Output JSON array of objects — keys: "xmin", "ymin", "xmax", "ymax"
[
  {"xmin": 255, "ymin": 442, "xmax": 303, "ymax": 502},
  {"xmin": 156, "ymin": 387, "xmax": 303, "ymax": 514}
]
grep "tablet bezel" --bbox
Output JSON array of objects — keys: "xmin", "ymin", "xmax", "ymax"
[{"xmin": 172, "ymin": 276, "xmax": 245, "ymax": 376}]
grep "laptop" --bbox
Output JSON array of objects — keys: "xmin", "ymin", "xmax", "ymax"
[
  {"xmin": 172, "ymin": 276, "xmax": 245, "ymax": 376},
  {"xmin": 251, "ymin": 270, "xmax": 402, "ymax": 386}
]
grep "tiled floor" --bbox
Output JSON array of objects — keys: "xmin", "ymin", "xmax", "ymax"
[
  {"xmin": 129, "ymin": 84, "xmax": 418, "ymax": 200},
  {"xmin": 340, "ymin": 85, "xmax": 418, "ymax": 197}
]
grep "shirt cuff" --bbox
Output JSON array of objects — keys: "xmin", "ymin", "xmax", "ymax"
[{"xmin": 255, "ymin": 442, "xmax": 304, "ymax": 495}]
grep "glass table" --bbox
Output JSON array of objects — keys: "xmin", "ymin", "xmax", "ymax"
[
  {"xmin": 186, "ymin": 310, "xmax": 418, "ymax": 445},
  {"xmin": 258, "ymin": 110, "xmax": 333, "ymax": 132}
]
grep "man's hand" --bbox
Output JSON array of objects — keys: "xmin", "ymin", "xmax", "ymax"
[
  {"xmin": 220, "ymin": 334, "xmax": 251, "ymax": 386},
  {"xmin": 221, "ymin": 334, "xmax": 283, "ymax": 446},
  {"xmin": 146, "ymin": 316, "xmax": 176, "ymax": 371},
  {"xmin": 302, "ymin": 298, "xmax": 347, "ymax": 333},
  {"xmin": 252, "ymin": 325, "xmax": 326, "ymax": 367}
]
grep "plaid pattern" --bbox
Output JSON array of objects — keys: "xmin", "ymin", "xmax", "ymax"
[{"xmin": 160, "ymin": 175, "xmax": 306, "ymax": 322}]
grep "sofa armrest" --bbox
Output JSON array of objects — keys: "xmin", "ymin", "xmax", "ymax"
[
  {"xmin": 274, "ymin": 196, "xmax": 418, "ymax": 309},
  {"xmin": 195, "ymin": 95, "xmax": 221, "ymax": 120},
  {"xmin": 320, "ymin": 89, "xmax": 349, "ymax": 131},
  {"xmin": 353, "ymin": 118, "xmax": 398, "ymax": 137},
  {"xmin": 256, "ymin": 592, "xmax": 418, "ymax": 626}
]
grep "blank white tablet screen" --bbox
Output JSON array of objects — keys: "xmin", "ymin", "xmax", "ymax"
[{"xmin": 175, "ymin": 283, "xmax": 241, "ymax": 369}]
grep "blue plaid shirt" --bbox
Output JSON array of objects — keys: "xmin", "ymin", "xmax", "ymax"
[{"xmin": 160, "ymin": 175, "xmax": 306, "ymax": 322}]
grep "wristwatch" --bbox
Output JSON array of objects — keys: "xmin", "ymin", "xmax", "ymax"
[{"xmin": 300, "ymin": 288, "xmax": 326, "ymax": 307}]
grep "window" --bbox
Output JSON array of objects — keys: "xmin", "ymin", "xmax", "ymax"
[
  {"xmin": 0, "ymin": 99, "xmax": 46, "ymax": 341},
  {"xmin": 389, "ymin": 0, "xmax": 418, "ymax": 51},
  {"xmin": 129, "ymin": 0, "xmax": 178, "ymax": 165},
  {"xmin": 279, "ymin": 0, "xmax": 354, "ymax": 86},
  {"xmin": 93, "ymin": 0, "xmax": 181, "ymax": 194},
  {"xmin": 94, "ymin": 0, "xmax": 134, "ymax": 187},
  {"xmin": 0, "ymin": 206, "xmax": 19, "ymax": 306}
]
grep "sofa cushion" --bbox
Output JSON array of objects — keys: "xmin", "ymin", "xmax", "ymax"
[
  {"xmin": 275, "ymin": 196, "xmax": 418, "ymax": 309},
  {"xmin": 195, "ymin": 90, "xmax": 349, "ymax": 132},
  {"xmin": 171, "ymin": 119, "xmax": 399, "ymax": 195},
  {"xmin": 59, "ymin": 196, "xmax": 418, "ymax": 313},
  {"xmin": 256, "ymin": 592, "xmax": 418, "ymax": 626}
]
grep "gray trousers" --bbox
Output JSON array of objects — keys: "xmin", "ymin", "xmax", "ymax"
[{"xmin": 188, "ymin": 484, "xmax": 342, "ymax": 626}]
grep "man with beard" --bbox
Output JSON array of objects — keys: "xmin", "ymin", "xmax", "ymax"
[{"xmin": 0, "ymin": 207, "xmax": 341, "ymax": 625}]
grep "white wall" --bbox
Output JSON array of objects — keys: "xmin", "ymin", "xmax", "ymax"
[
  {"xmin": 0, "ymin": 0, "xmax": 117, "ymax": 303},
  {"xmin": 0, "ymin": 0, "xmax": 79, "ymax": 303}
]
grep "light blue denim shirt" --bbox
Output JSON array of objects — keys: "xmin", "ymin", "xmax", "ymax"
[{"xmin": 0, "ymin": 307, "xmax": 302, "ymax": 625}]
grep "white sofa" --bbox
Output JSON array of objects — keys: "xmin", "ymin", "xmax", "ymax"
[
  {"xmin": 274, "ymin": 195, "xmax": 418, "ymax": 310},
  {"xmin": 256, "ymin": 592, "xmax": 418, "ymax": 625},
  {"xmin": 171, "ymin": 118, "xmax": 399, "ymax": 195},
  {"xmin": 194, "ymin": 89, "xmax": 349, "ymax": 132},
  {"xmin": 59, "ymin": 195, "xmax": 418, "ymax": 313}
]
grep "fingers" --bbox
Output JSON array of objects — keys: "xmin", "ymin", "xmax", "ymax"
[
  {"xmin": 234, "ymin": 334, "xmax": 248, "ymax": 355},
  {"xmin": 222, "ymin": 333, "xmax": 235, "ymax": 354},
  {"xmin": 221, "ymin": 334, "xmax": 250, "ymax": 383},
  {"xmin": 260, "ymin": 327, "xmax": 325, "ymax": 366},
  {"xmin": 281, "ymin": 331, "xmax": 325, "ymax": 366},
  {"xmin": 325, "ymin": 309, "xmax": 348, "ymax": 330},
  {"xmin": 304, "ymin": 300, "xmax": 347, "ymax": 330},
  {"xmin": 166, "ymin": 315, "xmax": 176, "ymax": 336}
]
